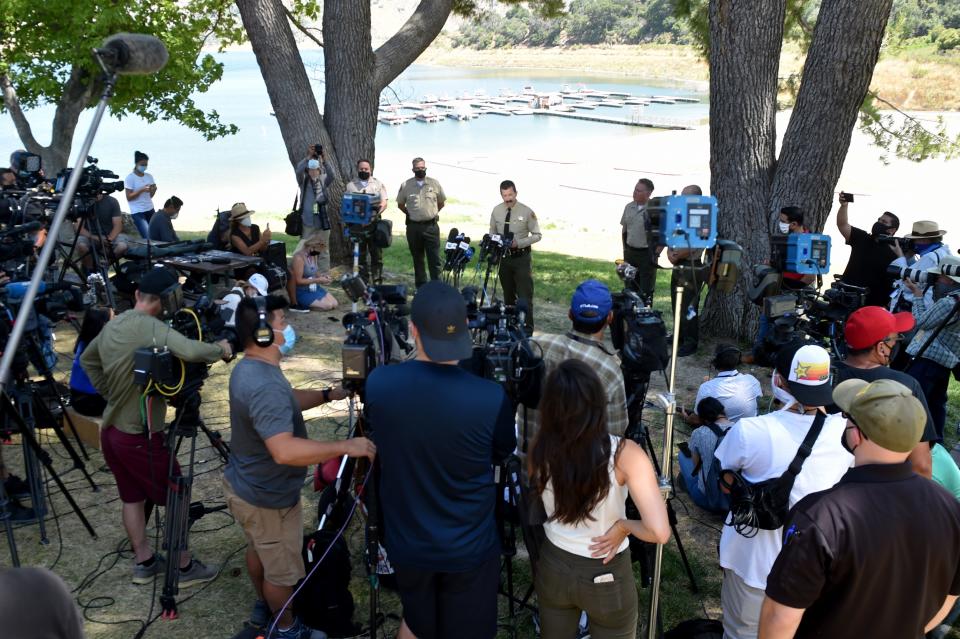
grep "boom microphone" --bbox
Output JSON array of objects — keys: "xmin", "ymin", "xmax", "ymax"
[{"xmin": 96, "ymin": 34, "xmax": 169, "ymax": 75}]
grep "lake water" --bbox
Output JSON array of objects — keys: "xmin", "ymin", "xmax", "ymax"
[{"xmin": 0, "ymin": 50, "xmax": 707, "ymax": 222}]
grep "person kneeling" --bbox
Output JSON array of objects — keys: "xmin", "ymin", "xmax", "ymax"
[{"xmin": 529, "ymin": 359, "xmax": 670, "ymax": 639}]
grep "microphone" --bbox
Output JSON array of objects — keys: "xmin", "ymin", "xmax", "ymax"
[
  {"xmin": 444, "ymin": 227, "xmax": 459, "ymax": 270},
  {"xmin": 0, "ymin": 221, "xmax": 42, "ymax": 238},
  {"xmin": 96, "ymin": 34, "xmax": 169, "ymax": 75}
]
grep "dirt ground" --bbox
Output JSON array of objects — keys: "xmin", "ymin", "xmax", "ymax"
[{"xmin": 0, "ymin": 259, "xmax": 772, "ymax": 638}]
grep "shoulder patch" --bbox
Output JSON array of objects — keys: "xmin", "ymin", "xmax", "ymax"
[{"xmin": 530, "ymin": 211, "xmax": 537, "ymax": 219}]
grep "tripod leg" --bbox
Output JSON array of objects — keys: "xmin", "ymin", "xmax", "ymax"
[
  {"xmin": 0, "ymin": 481, "xmax": 20, "ymax": 566},
  {"xmin": 54, "ymin": 388, "xmax": 91, "ymax": 461},
  {"xmin": 161, "ymin": 432, "xmax": 193, "ymax": 620},
  {"xmin": 666, "ymin": 501, "xmax": 699, "ymax": 593},
  {"xmin": 29, "ymin": 385, "xmax": 97, "ymax": 491}
]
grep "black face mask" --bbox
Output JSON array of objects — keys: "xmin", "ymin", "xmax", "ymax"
[
  {"xmin": 840, "ymin": 426, "xmax": 856, "ymax": 455},
  {"xmin": 871, "ymin": 222, "xmax": 890, "ymax": 237},
  {"xmin": 358, "ymin": 171, "xmax": 370, "ymax": 180},
  {"xmin": 413, "ymin": 169, "xmax": 426, "ymax": 179},
  {"xmin": 309, "ymin": 250, "xmax": 321, "ymax": 257}
]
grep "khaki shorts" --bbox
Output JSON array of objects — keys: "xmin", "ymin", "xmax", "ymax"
[{"xmin": 223, "ymin": 477, "xmax": 305, "ymax": 587}]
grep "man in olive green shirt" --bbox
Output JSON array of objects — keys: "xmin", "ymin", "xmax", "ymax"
[
  {"xmin": 621, "ymin": 178, "xmax": 658, "ymax": 303},
  {"xmin": 489, "ymin": 180, "xmax": 541, "ymax": 332},
  {"xmin": 397, "ymin": 157, "xmax": 445, "ymax": 288},
  {"xmin": 81, "ymin": 267, "xmax": 232, "ymax": 586}
]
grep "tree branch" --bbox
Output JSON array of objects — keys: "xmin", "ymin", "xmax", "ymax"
[
  {"xmin": 868, "ymin": 91, "xmax": 957, "ymax": 145},
  {"xmin": 0, "ymin": 74, "xmax": 42, "ymax": 153},
  {"xmin": 284, "ymin": 5, "xmax": 324, "ymax": 48},
  {"xmin": 373, "ymin": 0, "xmax": 454, "ymax": 91}
]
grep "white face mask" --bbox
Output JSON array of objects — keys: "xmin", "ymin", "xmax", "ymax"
[
  {"xmin": 778, "ymin": 221, "xmax": 791, "ymax": 234},
  {"xmin": 240, "ymin": 217, "xmax": 252, "ymax": 227},
  {"xmin": 771, "ymin": 371, "xmax": 797, "ymax": 410}
]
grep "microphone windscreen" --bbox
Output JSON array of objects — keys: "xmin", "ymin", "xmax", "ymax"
[
  {"xmin": 99, "ymin": 33, "xmax": 169, "ymax": 75},
  {"xmin": 447, "ymin": 227, "xmax": 459, "ymax": 242}
]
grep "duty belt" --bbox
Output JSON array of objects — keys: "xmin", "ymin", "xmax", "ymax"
[
  {"xmin": 505, "ymin": 247, "xmax": 531, "ymax": 258},
  {"xmin": 406, "ymin": 217, "xmax": 438, "ymax": 225}
]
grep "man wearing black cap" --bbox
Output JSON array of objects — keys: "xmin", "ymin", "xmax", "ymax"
[
  {"xmin": 714, "ymin": 343, "xmax": 852, "ymax": 639},
  {"xmin": 365, "ymin": 281, "xmax": 516, "ymax": 639},
  {"xmin": 759, "ymin": 379, "xmax": 960, "ymax": 639},
  {"xmin": 81, "ymin": 267, "xmax": 233, "ymax": 586}
]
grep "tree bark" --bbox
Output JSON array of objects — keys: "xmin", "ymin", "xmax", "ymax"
[
  {"xmin": 701, "ymin": 0, "xmax": 786, "ymax": 341},
  {"xmin": 769, "ymin": 0, "xmax": 893, "ymax": 232}
]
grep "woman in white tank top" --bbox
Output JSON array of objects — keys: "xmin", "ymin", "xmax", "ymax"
[{"xmin": 529, "ymin": 360, "xmax": 670, "ymax": 639}]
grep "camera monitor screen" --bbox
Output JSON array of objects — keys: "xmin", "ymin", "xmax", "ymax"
[{"xmin": 687, "ymin": 204, "xmax": 712, "ymax": 238}]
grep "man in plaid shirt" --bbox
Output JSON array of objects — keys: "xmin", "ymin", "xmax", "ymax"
[
  {"xmin": 905, "ymin": 255, "xmax": 960, "ymax": 440},
  {"xmin": 517, "ymin": 279, "xmax": 628, "ymax": 450}
]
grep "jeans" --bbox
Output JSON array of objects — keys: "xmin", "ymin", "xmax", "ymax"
[
  {"xmin": 906, "ymin": 357, "xmax": 950, "ymax": 441},
  {"xmin": 677, "ymin": 451, "xmax": 728, "ymax": 513},
  {"xmin": 752, "ymin": 313, "xmax": 770, "ymax": 359},
  {"xmin": 130, "ymin": 209, "xmax": 154, "ymax": 239}
]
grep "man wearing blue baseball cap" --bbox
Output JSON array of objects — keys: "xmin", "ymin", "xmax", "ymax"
[{"xmin": 518, "ymin": 279, "xmax": 628, "ymax": 449}]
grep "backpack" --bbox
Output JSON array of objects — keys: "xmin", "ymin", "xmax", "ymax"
[
  {"xmin": 206, "ymin": 209, "xmax": 232, "ymax": 250},
  {"xmin": 292, "ymin": 529, "xmax": 359, "ymax": 637},
  {"xmin": 722, "ymin": 411, "xmax": 826, "ymax": 536},
  {"xmin": 700, "ymin": 422, "xmax": 731, "ymax": 513},
  {"xmin": 665, "ymin": 619, "xmax": 724, "ymax": 639},
  {"xmin": 372, "ymin": 218, "xmax": 393, "ymax": 249}
]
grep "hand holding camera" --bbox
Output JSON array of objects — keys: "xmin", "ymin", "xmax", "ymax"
[{"xmin": 838, "ymin": 191, "xmax": 854, "ymax": 205}]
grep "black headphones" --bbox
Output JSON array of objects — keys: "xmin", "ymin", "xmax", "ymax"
[
  {"xmin": 253, "ymin": 296, "xmax": 274, "ymax": 347},
  {"xmin": 712, "ymin": 344, "xmax": 742, "ymax": 369}
]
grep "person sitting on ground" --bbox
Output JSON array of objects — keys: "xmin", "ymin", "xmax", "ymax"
[
  {"xmin": 288, "ymin": 235, "xmax": 338, "ymax": 313},
  {"xmin": 677, "ymin": 397, "xmax": 732, "ymax": 513},
  {"xmin": 70, "ymin": 306, "xmax": 113, "ymax": 417},
  {"xmin": 529, "ymin": 359, "xmax": 670, "ymax": 639},
  {"xmin": 759, "ymin": 379, "xmax": 960, "ymax": 639},
  {"xmin": 147, "ymin": 196, "xmax": 182, "ymax": 243},
  {"xmin": 682, "ymin": 344, "xmax": 762, "ymax": 426}
]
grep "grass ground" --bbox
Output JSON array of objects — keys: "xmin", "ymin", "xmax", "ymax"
[{"xmin": 6, "ymin": 235, "xmax": 958, "ymax": 638}]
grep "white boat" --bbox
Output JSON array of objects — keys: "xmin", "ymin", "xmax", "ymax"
[
  {"xmin": 378, "ymin": 113, "xmax": 410, "ymax": 125},
  {"xmin": 521, "ymin": 85, "xmax": 536, "ymax": 95},
  {"xmin": 416, "ymin": 108, "xmax": 444, "ymax": 122}
]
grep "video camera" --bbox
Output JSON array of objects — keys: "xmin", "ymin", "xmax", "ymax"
[
  {"xmin": 9, "ymin": 151, "xmax": 44, "ymax": 189},
  {"xmin": 340, "ymin": 278, "xmax": 410, "ymax": 395},
  {"xmin": 54, "ymin": 157, "xmax": 124, "ymax": 221},
  {"xmin": 609, "ymin": 287, "xmax": 669, "ymax": 388},
  {"xmin": 770, "ymin": 233, "xmax": 831, "ymax": 275},
  {"xmin": 646, "ymin": 194, "xmax": 718, "ymax": 250}
]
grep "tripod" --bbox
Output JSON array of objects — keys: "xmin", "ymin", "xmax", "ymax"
[
  {"xmin": 496, "ymin": 456, "xmax": 538, "ymax": 634},
  {"xmin": 159, "ymin": 388, "xmax": 230, "ymax": 620},
  {"xmin": 56, "ymin": 207, "xmax": 117, "ymax": 308}
]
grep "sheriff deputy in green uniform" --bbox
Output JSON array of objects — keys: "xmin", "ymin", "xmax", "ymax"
[
  {"xmin": 397, "ymin": 157, "xmax": 445, "ymax": 288},
  {"xmin": 489, "ymin": 179, "xmax": 541, "ymax": 333}
]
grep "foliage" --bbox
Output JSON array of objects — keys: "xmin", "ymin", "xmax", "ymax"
[
  {"xmin": 0, "ymin": 0, "xmax": 244, "ymax": 142},
  {"xmin": 888, "ymin": 0, "xmax": 960, "ymax": 40},
  {"xmin": 933, "ymin": 27, "xmax": 960, "ymax": 50},
  {"xmin": 859, "ymin": 93, "xmax": 960, "ymax": 163}
]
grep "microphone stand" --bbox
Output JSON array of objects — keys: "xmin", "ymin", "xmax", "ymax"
[{"xmin": 0, "ymin": 53, "xmax": 118, "ymax": 389}]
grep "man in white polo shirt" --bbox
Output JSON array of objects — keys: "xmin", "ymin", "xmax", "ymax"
[{"xmin": 682, "ymin": 344, "xmax": 762, "ymax": 425}]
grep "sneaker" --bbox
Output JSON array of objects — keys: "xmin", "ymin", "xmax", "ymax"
[
  {"xmin": 288, "ymin": 304, "xmax": 311, "ymax": 313},
  {"xmin": 4, "ymin": 474, "xmax": 30, "ymax": 500},
  {"xmin": 275, "ymin": 618, "xmax": 327, "ymax": 639},
  {"xmin": 132, "ymin": 554, "xmax": 166, "ymax": 585},
  {"xmin": 247, "ymin": 599, "xmax": 271, "ymax": 629},
  {"xmin": 177, "ymin": 558, "xmax": 219, "ymax": 588}
]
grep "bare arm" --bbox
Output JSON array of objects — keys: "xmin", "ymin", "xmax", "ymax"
[
  {"xmin": 264, "ymin": 432, "xmax": 375, "ymax": 466},
  {"xmin": 108, "ymin": 216, "xmax": 122, "ymax": 242},
  {"xmin": 758, "ymin": 597, "xmax": 804, "ymax": 639},
  {"xmin": 926, "ymin": 595, "xmax": 958, "ymax": 632},
  {"xmin": 836, "ymin": 200, "xmax": 852, "ymax": 242},
  {"xmin": 231, "ymin": 233, "xmax": 256, "ymax": 256},
  {"xmin": 293, "ymin": 386, "xmax": 348, "ymax": 412}
]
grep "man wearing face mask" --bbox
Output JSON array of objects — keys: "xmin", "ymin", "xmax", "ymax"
[
  {"xmin": 397, "ymin": 157, "xmax": 446, "ymax": 288},
  {"xmin": 832, "ymin": 306, "xmax": 935, "ymax": 477},
  {"xmin": 296, "ymin": 145, "xmax": 336, "ymax": 271},
  {"xmin": 904, "ymin": 255, "xmax": 960, "ymax": 440},
  {"xmin": 345, "ymin": 158, "xmax": 388, "ymax": 284},
  {"xmin": 890, "ymin": 220, "xmax": 951, "ymax": 312},
  {"xmin": 714, "ymin": 342, "xmax": 852, "ymax": 639},
  {"xmin": 225, "ymin": 295, "xmax": 374, "ymax": 637},
  {"xmin": 759, "ymin": 379, "xmax": 960, "ymax": 639},
  {"xmin": 148, "ymin": 196, "xmax": 182, "ymax": 243},
  {"xmin": 835, "ymin": 193, "xmax": 899, "ymax": 308},
  {"xmin": 124, "ymin": 150, "xmax": 157, "ymax": 239}
]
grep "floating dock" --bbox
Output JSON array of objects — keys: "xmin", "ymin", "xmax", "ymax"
[{"xmin": 531, "ymin": 109, "xmax": 695, "ymax": 130}]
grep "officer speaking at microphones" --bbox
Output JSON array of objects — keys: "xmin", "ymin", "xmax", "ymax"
[{"xmin": 489, "ymin": 180, "xmax": 541, "ymax": 334}]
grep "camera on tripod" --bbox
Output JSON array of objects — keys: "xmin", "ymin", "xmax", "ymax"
[
  {"xmin": 770, "ymin": 233, "xmax": 832, "ymax": 275},
  {"xmin": 340, "ymin": 280, "xmax": 410, "ymax": 394},
  {"xmin": 0, "ymin": 279, "xmax": 86, "ymax": 377},
  {"xmin": 54, "ymin": 157, "xmax": 124, "ymax": 221},
  {"xmin": 609, "ymin": 289, "xmax": 669, "ymax": 388}
]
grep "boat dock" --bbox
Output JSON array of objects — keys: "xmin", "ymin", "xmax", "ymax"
[{"xmin": 531, "ymin": 109, "xmax": 696, "ymax": 130}]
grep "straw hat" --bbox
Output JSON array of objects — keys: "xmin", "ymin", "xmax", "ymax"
[
  {"xmin": 904, "ymin": 220, "xmax": 946, "ymax": 240},
  {"xmin": 229, "ymin": 202, "xmax": 254, "ymax": 222}
]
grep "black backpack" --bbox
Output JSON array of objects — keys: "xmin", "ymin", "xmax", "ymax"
[
  {"xmin": 292, "ymin": 529, "xmax": 359, "ymax": 637},
  {"xmin": 206, "ymin": 209, "xmax": 232, "ymax": 249},
  {"xmin": 721, "ymin": 411, "xmax": 826, "ymax": 536}
]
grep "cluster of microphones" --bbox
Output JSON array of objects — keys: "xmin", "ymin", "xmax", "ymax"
[{"xmin": 443, "ymin": 228, "xmax": 475, "ymax": 273}]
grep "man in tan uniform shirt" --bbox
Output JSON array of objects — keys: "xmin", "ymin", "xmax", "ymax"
[
  {"xmin": 489, "ymin": 180, "xmax": 541, "ymax": 332},
  {"xmin": 397, "ymin": 157, "xmax": 445, "ymax": 288},
  {"xmin": 621, "ymin": 177, "xmax": 658, "ymax": 303}
]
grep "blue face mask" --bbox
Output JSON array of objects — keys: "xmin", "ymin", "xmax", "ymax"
[
  {"xmin": 274, "ymin": 324, "xmax": 297, "ymax": 356},
  {"xmin": 136, "ymin": 164, "xmax": 148, "ymax": 173}
]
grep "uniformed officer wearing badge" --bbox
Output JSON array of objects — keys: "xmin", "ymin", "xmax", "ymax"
[
  {"xmin": 345, "ymin": 158, "xmax": 388, "ymax": 284},
  {"xmin": 621, "ymin": 178, "xmax": 658, "ymax": 303},
  {"xmin": 397, "ymin": 157, "xmax": 445, "ymax": 288},
  {"xmin": 489, "ymin": 180, "xmax": 541, "ymax": 332}
]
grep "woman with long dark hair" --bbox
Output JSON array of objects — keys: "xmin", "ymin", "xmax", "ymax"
[
  {"xmin": 70, "ymin": 307, "xmax": 113, "ymax": 416},
  {"xmin": 529, "ymin": 359, "xmax": 670, "ymax": 639}
]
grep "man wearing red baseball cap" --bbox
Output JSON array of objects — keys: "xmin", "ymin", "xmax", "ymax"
[{"xmin": 835, "ymin": 306, "xmax": 936, "ymax": 478}]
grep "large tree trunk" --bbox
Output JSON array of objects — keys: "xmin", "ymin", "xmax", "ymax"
[
  {"xmin": 701, "ymin": 0, "xmax": 786, "ymax": 341},
  {"xmin": 769, "ymin": 0, "xmax": 893, "ymax": 232}
]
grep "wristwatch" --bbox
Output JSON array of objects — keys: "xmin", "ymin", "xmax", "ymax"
[{"xmin": 322, "ymin": 388, "xmax": 331, "ymax": 403}]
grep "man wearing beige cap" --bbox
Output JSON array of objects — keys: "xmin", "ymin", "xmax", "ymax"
[
  {"xmin": 758, "ymin": 379, "xmax": 960, "ymax": 639},
  {"xmin": 889, "ymin": 219, "xmax": 951, "ymax": 311}
]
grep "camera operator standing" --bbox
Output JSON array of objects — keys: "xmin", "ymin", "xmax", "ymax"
[
  {"xmin": 904, "ymin": 255, "xmax": 960, "ymax": 440},
  {"xmin": 890, "ymin": 221, "xmax": 951, "ymax": 312},
  {"xmin": 296, "ymin": 145, "xmax": 335, "ymax": 271},
  {"xmin": 835, "ymin": 192, "xmax": 899, "ymax": 308},
  {"xmin": 344, "ymin": 158, "xmax": 388, "ymax": 283},
  {"xmin": 397, "ymin": 157, "xmax": 446, "ymax": 288},
  {"xmin": 224, "ymin": 295, "xmax": 374, "ymax": 636},
  {"xmin": 365, "ymin": 281, "xmax": 516, "ymax": 639},
  {"xmin": 80, "ymin": 268, "xmax": 233, "ymax": 586},
  {"xmin": 489, "ymin": 179, "xmax": 541, "ymax": 334},
  {"xmin": 124, "ymin": 151, "xmax": 157, "ymax": 239}
]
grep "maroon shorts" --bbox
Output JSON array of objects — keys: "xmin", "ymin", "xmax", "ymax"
[{"xmin": 100, "ymin": 426, "xmax": 180, "ymax": 504}]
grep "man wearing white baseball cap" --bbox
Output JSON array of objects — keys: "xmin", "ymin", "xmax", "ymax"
[{"xmin": 714, "ymin": 342, "xmax": 853, "ymax": 639}]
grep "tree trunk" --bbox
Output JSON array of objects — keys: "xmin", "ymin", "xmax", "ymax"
[
  {"xmin": 701, "ymin": 0, "xmax": 786, "ymax": 341},
  {"xmin": 769, "ymin": 0, "xmax": 893, "ymax": 232}
]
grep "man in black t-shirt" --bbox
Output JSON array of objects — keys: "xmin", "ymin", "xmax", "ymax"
[
  {"xmin": 836, "ymin": 192, "xmax": 899, "ymax": 307},
  {"xmin": 366, "ymin": 281, "xmax": 516, "ymax": 639},
  {"xmin": 834, "ymin": 306, "xmax": 936, "ymax": 478},
  {"xmin": 759, "ymin": 379, "xmax": 960, "ymax": 639}
]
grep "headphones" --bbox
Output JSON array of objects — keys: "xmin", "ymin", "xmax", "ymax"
[
  {"xmin": 712, "ymin": 344, "xmax": 742, "ymax": 369},
  {"xmin": 253, "ymin": 296, "xmax": 274, "ymax": 347}
]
